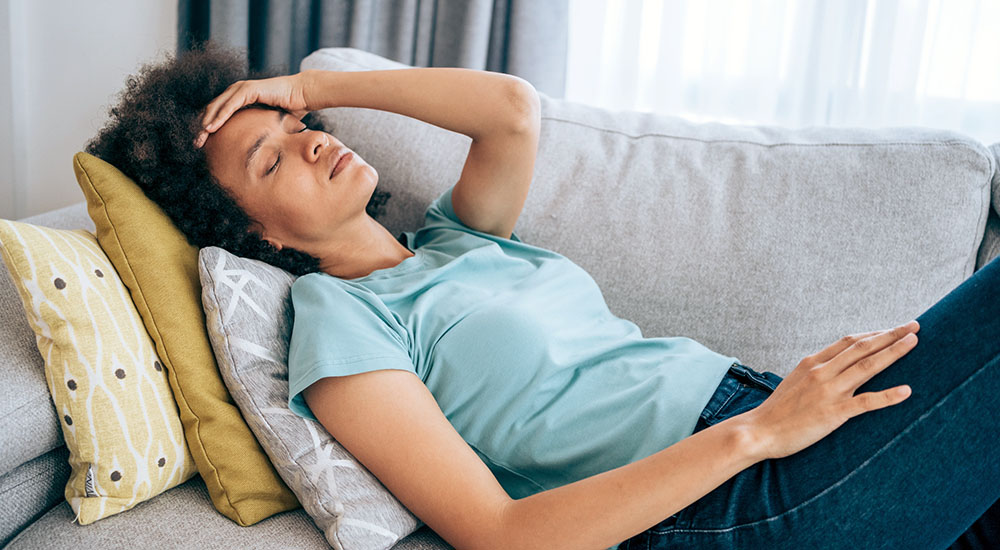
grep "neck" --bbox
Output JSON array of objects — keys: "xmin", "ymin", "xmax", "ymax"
[{"xmin": 315, "ymin": 217, "xmax": 414, "ymax": 279}]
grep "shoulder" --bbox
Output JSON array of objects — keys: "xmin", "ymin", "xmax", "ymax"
[{"xmin": 419, "ymin": 185, "xmax": 524, "ymax": 245}]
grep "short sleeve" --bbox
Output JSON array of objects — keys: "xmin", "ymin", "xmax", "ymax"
[
  {"xmin": 421, "ymin": 186, "xmax": 523, "ymax": 243},
  {"xmin": 287, "ymin": 273, "xmax": 415, "ymax": 421}
]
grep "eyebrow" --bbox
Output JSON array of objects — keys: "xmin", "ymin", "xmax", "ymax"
[{"xmin": 245, "ymin": 110, "xmax": 288, "ymax": 174}]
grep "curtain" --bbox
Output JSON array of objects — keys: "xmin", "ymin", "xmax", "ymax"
[
  {"xmin": 178, "ymin": 0, "xmax": 568, "ymax": 97},
  {"xmin": 566, "ymin": 0, "xmax": 1000, "ymax": 145}
]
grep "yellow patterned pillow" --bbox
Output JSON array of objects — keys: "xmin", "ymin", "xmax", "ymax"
[{"xmin": 0, "ymin": 220, "xmax": 197, "ymax": 524}]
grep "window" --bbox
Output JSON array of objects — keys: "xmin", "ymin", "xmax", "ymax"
[{"xmin": 566, "ymin": 0, "xmax": 1000, "ymax": 145}]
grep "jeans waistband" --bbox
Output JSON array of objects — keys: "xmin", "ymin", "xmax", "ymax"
[{"xmin": 698, "ymin": 362, "xmax": 783, "ymax": 427}]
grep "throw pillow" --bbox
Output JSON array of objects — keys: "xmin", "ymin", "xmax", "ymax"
[
  {"xmin": 198, "ymin": 246, "xmax": 420, "ymax": 550},
  {"xmin": 72, "ymin": 152, "xmax": 299, "ymax": 525},
  {"xmin": 0, "ymin": 220, "xmax": 197, "ymax": 524}
]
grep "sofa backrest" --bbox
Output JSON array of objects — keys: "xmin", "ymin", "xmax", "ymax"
[{"xmin": 303, "ymin": 47, "xmax": 998, "ymax": 376}]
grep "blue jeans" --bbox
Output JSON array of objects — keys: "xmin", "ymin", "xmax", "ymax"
[{"xmin": 621, "ymin": 255, "xmax": 1000, "ymax": 549}]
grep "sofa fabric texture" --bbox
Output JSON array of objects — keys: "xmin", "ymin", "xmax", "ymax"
[
  {"xmin": 1, "ymin": 46, "xmax": 998, "ymax": 548},
  {"xmin": 5, "ymin": 475, "xmax": 448, "ymax": 550},
  {"xmin": 0, "ymin": 446, "xmax": 70, "ymax": 547},
  {"xmin": 199, "ymin": 246, "xmax": 420, "ymax": 549}
]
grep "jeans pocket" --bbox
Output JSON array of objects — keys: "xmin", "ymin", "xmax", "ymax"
[
  {"xmin": 709, "ymin": 366, "xmax": 776, "ymax": 423},
  {"xmin": 731, "ymin": 363, "xmax": 781, "ymax": 392}
]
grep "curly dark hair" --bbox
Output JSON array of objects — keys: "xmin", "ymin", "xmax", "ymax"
[{"xmin": 85, "ymin": 41, "xmax": 390, "ymax": 276}]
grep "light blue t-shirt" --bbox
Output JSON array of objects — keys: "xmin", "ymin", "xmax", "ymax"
[{"xmin": 287, "ymin": 186, "xmax": 738, "ymax": 500}]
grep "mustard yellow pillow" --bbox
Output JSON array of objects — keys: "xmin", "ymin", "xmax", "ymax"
[
  {"xmin": 72, "ymin": 152, "xmax": 299, "ymax": 525},
  {"xmin": 0, "ymin": 220, "xmax": 198, "ymax": 524}
]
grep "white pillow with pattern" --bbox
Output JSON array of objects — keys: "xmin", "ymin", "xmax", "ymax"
[{"xmin": 198, "ymin": 246, "xmax": 420, "ymax": 550}]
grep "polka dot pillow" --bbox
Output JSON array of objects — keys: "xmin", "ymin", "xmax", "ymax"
[{"xmin": 0, "ymin": 220, "xmax": 196, "ymax": 524}]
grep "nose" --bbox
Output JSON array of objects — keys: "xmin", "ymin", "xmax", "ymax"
[{"xmin": 304, "ymin": 131, "xmax": 329, "ymax": 163}]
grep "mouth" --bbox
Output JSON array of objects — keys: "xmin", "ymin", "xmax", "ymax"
[{"xmin": 329, "ymin": 150, "xmax": 354, "ymax": 180}]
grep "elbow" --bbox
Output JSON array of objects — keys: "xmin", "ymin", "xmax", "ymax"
[
  {"xmin": 458, "ymin": 498, "xmax": 525, "ymax": 550},
  {"xmin": 474, "ymin": 498, "xmax": 548, "ymax": 550},
  {"xmin": 501, "ymin": 77, "xmax": 541, "ymax": 136}
]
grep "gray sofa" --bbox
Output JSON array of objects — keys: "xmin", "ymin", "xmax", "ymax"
[{"xmin": 3, "ymin": 47, "xmax": 1000, "ymax": 549}]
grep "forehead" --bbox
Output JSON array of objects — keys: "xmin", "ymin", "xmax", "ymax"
[
  {"xmin": 203, "ymin": 108, "xmax": 284, "ymax": 173},
  {"xmin": 216, "ymin": 107, "xmax": 283, "ymax": 144}
]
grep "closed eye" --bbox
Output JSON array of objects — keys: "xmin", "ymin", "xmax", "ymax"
[{"xmin": 265, "ymin": 126, "xmax": 310, "ymax": 176}]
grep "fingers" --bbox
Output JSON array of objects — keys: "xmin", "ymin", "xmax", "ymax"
[
  {"xmin": 846, "ymin": 384, "xmax": 912, "ymax": 418},
  {"xmin": 193, "ymin": 130, "xmax": 209, "ymax": 148},
  {"xmin": 192, "ymin": 75, "xmax": 306, "ymax": 149},
  {"xmin": 834, "ymin": 327, "xmax": 918, "ymax": 391},
  {"xmin": 201, "ymin": 82, "xmax": 243, "ymax": 129},
  {"xmin": 807, "ymin": 329, "xmax": 884, "ymax": 366},
  {"xmin": 193, "ymin": 82, "xmax": 247, "ymax": 148},
  {"xmin": 829, "ymin": 320, "xmax": 918, "ymax": 373}
]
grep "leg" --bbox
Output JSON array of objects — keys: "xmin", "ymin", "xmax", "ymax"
[{"xmin": 633, "ymin": 256, "xmax": 1000, "ymax": 549}]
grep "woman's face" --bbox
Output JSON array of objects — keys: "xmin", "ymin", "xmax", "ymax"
[{"xmin": 202, "ymin": 106, "xmax": 378, "ymax": 253}]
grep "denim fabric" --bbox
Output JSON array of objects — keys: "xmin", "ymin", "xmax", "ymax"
[{"xmin": 621, "ymin": 255, "xmax": 1000, "ymax": 549}]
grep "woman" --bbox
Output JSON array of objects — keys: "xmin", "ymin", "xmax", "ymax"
[{"xmin": 88, "ymin": 43, "xmax": 999, "ymax": 549}]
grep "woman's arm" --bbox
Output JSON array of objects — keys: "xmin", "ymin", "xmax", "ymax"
[
  {"xmin": 197, "ymin": 68, "xmax": 540, "ymax": 239},
  {"xmin": 300, "ymin": 68, "xmax": 538, "ymax": 142},
  {"xmin": 305, "ymin": 321, "xmax": 919, "ymax": 550},
  {"xmin": 304, "ymin": 369, "xmax": 762, "ymax": 550},
  {"xmin": 301, "ymin": 68, "xmax": 540, "ymax": 239}
]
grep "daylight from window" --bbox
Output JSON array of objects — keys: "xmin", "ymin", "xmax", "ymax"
[{"xmin": 566, "ymin": 0, "xmax": 1000, "ymax": 144}]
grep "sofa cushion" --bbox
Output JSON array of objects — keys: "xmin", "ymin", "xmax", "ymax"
[
  {"xmin": 0, "ymin": 221, "xmax": 198, "ymax": 524},
  {"xmin": 0, "ymin": 445, "xmax": 70, "ymax": 548},
  {"xmin": 4, "ymin": 475, "xmax": 450, "ymax": 550},
  {"xmin": 0, "ymin": 203, "xmax": 93, "ymax": 480},
  {"xmin": 987, "ymin": 143, "xmax": 1000, "ymax": 216},
  {"xmin": 302, "ymin": 47, "xmax": 995, "ymax": 377},
  {"xmin": 72, "ymin": 152, "xmax": 300, "ymax": 525},
  {"xmin": 198, "ymin": 246, "xmax": 420, "ymax": 549},
  {"xmin": 978, "ymin": 144, "xmax": 1000, "ymax": 269}
]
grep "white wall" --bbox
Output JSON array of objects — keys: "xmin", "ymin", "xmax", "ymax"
[{"xmin": 0, "ymin": 0, "xmax": 178, "ymax": 219}]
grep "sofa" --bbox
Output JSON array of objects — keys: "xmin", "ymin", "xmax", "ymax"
[{"xmin": 2, "ymin": 47, "xmax": 999, "ymax": 549}]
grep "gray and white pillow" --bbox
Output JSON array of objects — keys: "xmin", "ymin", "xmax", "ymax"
[{"xmin": 197, "ymin": 246, "xmax": 420, "ymax": 550}]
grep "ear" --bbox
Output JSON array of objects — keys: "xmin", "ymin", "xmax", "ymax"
[
  {"xmin": 262, "ymin": 234, "xmax": 284, "ymax": 252},
  {"xmin": 249, "ymin": 221, "xmax": 283, "ymax": 251}
]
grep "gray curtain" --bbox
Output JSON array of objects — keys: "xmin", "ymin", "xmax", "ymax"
[{"xmin": 178, "ymin": 0, "xmax": 568, "ymax": 97}]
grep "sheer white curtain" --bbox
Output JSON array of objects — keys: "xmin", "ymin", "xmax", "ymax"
[{"xmin": 566, "ymin": 0, "xmax": 1000, "ymax": 145}]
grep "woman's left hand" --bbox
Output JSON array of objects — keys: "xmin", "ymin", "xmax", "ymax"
[{"xmin": 194, "ymin": 72, "xmax": 313, "ymax": 148}]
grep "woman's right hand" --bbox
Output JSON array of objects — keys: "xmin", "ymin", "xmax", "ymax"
[
  {"xmin": 741, "ymin": 320, "xmax": 919, "ymax": 460},
  {"xmin": 194, "ymin": 71, "xmax": 316, "ymax": 148}
]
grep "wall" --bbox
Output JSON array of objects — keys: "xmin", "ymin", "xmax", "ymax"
[{"xmin": 0, "ymin": 0, "xmax": 178, "ymax": 219}]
